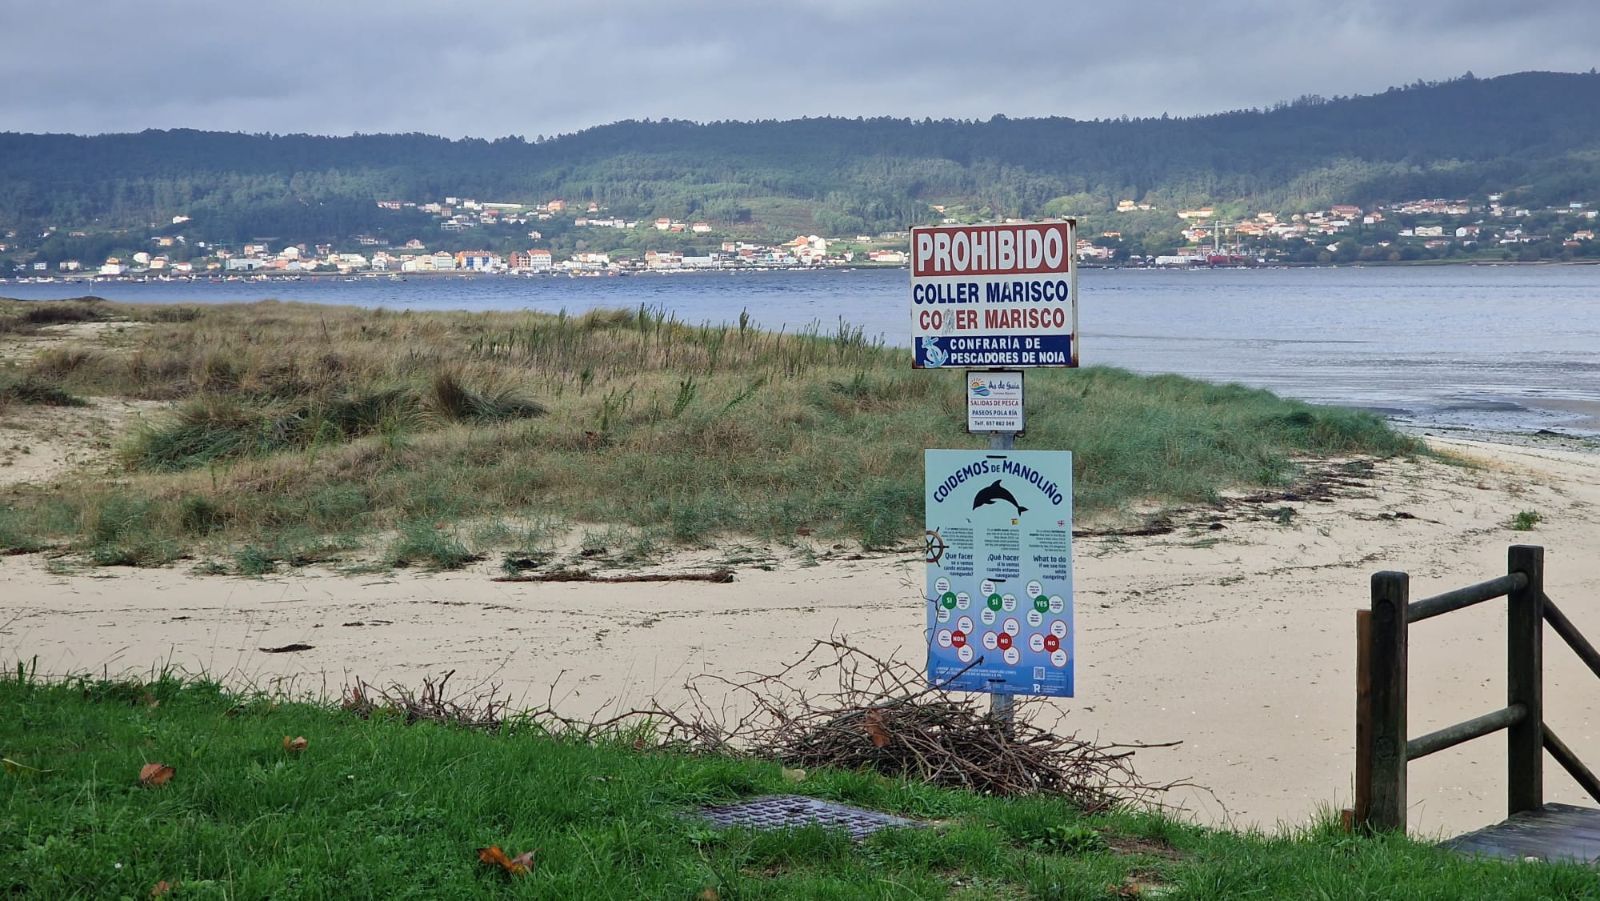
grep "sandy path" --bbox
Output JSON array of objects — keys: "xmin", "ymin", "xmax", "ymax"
[
  {"xmin": 1, "ymin": 320, "xmax": 162, "ymax": 485},
  {"xmin": 5, "ymin": 436, "xmax": 1600, "ymax": 837},
  {"xmin": 0, "ymin": 397, "xmax": 164, "ymax": 486}
]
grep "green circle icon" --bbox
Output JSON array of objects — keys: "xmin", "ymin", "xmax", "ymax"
[
  {"xmin": 941, "ymin": 592, "xmax": 958, "ymax": 609},
  {"xmin": 1034, "ymin": 596, "xmax": 1050, "ymax": 613},
  {"xmin": 987, "ymin": 594, "xmax": 1003, "ymax": 611}
]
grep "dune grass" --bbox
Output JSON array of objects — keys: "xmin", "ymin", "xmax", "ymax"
[
  {"xmin": 0, "ymin": 670, "xmax": 1588, "ymax": 899},
  {"xmin": 0, "ymin": 298, "xmax": 1419, "ymax": 565},
  {"xmin": 0, "ymin": 373, "xmax": 87, "ymax": 410}
]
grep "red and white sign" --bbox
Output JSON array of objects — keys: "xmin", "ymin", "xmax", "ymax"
[{"xmin": 910, "ymin": 221, "xmax": 1078, "ymax": 369}]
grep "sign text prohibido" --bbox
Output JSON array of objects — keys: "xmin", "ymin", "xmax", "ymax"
[
  {"xmin": 910, "ymin": 221, "xmax": 1078, "ymax": 369},
  {"xmin": 925, "ymin": 449, "xmax": 1074, "ymax": 697}
]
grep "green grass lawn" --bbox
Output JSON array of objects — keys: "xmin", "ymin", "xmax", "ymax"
[{"xmin": 2, "ymin": 673, "xmax": 1592, "ymax": 899}]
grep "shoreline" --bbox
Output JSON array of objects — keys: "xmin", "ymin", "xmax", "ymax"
[{"xmin": 8, "ymin": 257, "xmax": 1600, "ymax": 287}]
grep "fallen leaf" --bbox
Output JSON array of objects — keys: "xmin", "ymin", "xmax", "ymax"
[
  {"xmin": 151, "ymin": 880, "xmax": 176, "ymax": 897},
  {"xmin": 282, "ymin": 735, "xmax": 309, "ymax": 753},
  {"xmin": 478, "ymin": 845, "xmax": 534, "ymax": 876},
  {"xmin": 139, "ymin": 762, "xmax": 175, "ymax": 787},
  {"xmin": 698, "ymin": 889, "xmax": 721, "ymax": 901},
  {"xmin": 863, "ymin": 709, "xmax": 891, "ymax": 748},
  {"xmin": 781, "ymin": 767, "xmax": 807, "ymax": 783}
]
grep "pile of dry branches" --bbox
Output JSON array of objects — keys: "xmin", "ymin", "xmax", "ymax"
[
  {"xmin": 584, "ymin": 640, "xmax": 1183, "ymax": 812},
  {"xmin": 344, "ymin": 641, "xmax": 1184, "ymax": 812}
]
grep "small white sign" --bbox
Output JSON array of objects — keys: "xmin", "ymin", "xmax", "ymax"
[{"xmin": 966, "ymin": 370, "xmax": 1024, "ymax": 433}]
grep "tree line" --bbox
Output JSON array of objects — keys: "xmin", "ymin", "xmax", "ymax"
[{"xmin": 2, "ymin": 71, "xmax": 1598, "ymax": 246}]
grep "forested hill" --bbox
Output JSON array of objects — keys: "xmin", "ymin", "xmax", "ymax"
[{"xmin": 3, "ymin": 71, "xmax": 1599, "ymax": 240}]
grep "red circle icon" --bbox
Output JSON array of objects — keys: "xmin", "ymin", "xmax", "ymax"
[
  {"xmin": 1044, "ymin": 634, "xmax": 1060, "ymax": 652},
  {"xmin": 951, "ymin": 630, "xmax": 967, "ymax": 648},
  {"xmin": 996, "ymin": 632, "xmax": 1013, "ymax": 651}
]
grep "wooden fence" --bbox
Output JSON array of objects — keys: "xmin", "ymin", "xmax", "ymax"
[{"xmin": 1354, "ymin": 545, "xmax": 1600, "ymax": 831}]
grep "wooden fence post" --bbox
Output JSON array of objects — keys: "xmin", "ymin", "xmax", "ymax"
[
  {"xmin": 1507, "ymin": 544, "xmax": 1544, "ymax": 816},
  {"xmin": 1354, "ymin": 609, "xmax": 1373, "ymax": 826},
  {"xmin": 1368, "ymin": 570, "xmax": 1410, "ymax": 831}
]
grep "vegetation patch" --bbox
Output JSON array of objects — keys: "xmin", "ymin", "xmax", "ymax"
[
  {"xmin": 1509, "ymin": 509, "xmax": 1543, "ymax": 531},
  {"xmin": 0, "ymin": 374, "xmax": 88, "ymax": 408},
  {"xmin": 386, "ymin": 520, "xmax": 481, "ymax": 571},
  {"xmin": 0, "ymin": 300, "xmax": 1421, "ymax": 565},
  {"xmin": 0, "ymin": 298, "xmax": 110, "ymax": 334}
]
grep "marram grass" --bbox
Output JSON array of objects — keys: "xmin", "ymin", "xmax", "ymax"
[{"xmin": 0, "ymin": 298, "xmax": 1418, "ymax": 564}]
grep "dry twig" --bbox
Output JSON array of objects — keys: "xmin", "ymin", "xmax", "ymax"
[{"xmin": 341, "ymin": 670, "xmax": 510, "ymax": 730}]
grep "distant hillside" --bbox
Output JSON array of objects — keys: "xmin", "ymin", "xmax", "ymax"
[{"xmin": 3, "ymin": 71, "xmax": 1599, "ymax": 244}]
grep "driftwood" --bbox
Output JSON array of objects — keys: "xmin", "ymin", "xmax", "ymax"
[{"xmin": 493, "ymin": 568, "xmax": 734, "ymax": 584}]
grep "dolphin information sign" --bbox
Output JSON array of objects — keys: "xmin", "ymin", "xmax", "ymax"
[
  {"xmin": 924, "ymin": 448, "xmax": 1074, "ymax": 697},
  {"xmin": 909, "ymin": 221, "xmax": 1078, "ymax": 369}
]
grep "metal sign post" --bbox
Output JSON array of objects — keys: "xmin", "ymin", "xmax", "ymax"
[
  {"xmin": 987, "ymin": 426, "xmax": 1018, "ymax": 732},
  {"xmin": 913, "ymin": 220, "xmax": 1079, "ymax": 737}
]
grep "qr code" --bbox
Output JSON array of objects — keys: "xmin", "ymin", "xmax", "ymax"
[{"xmin": 1032, "ymin": 666, "xmax": 1046, "ymax": 679}]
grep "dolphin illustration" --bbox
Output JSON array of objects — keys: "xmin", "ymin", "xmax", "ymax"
[{"xmin": 972, "ymin": 480, "xmax": 1027, "ymax": 515}]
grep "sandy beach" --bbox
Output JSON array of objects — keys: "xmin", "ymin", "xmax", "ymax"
[{"xmin": 6, "ymin": 432, "xmax": 1600, "ymax": 838}]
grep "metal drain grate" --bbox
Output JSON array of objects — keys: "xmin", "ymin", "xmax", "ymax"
[{"xmin": 695, "ymin": 795, "xmax": 920, "ymax": 840}]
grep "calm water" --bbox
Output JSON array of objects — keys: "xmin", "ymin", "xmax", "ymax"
[{"xmin": 7, "ymin": 265, "xmax": 1600, "ymax": 433}]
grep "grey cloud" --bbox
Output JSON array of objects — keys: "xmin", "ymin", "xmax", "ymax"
[{"xmin": 0, "ymin": 0, "xmax": 1595, "ymax": 137}]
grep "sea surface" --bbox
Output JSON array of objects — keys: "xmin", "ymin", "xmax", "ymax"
[{"xmin": 7, "ymin": 265, "xmax": 1600, "ymax": 434}]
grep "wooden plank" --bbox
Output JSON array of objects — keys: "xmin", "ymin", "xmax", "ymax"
[
  {"xmin": 1407, "ymin": 704, "xmax": 1524, "ymax": 762},
  {"xmin": 1408, "ymin": 572, "xmax": 1527, "ymax": 623},
  {"xmin": 1368, "ymin": 571, "xmax": 1410, "ymax": 831},
  {"xmin": 1447, "ymin": 803, "xmax": 1600, "ymax": 862},
  {"xmin": 1544, "ymin": 726, "xmax": 1600, "ymax": 807},
  {"xmin": 1507, "ymin": 545, "xmax": 1545, "ymax": 816},
  {"xmin": 1543, "ymin": 597, "xmax": 1600, "ymax": 683}
]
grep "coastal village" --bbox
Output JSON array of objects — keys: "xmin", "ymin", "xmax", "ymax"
[{"xmin": 3, "ymin": 192, "xmax": 1598, "ymax": 281}]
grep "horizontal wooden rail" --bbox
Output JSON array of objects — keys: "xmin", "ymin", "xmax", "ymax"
[
  {"xmin": 1543, "ymin": 596, "xmax": 1600, "ymax": 683},
  {"xmin": 1407, "ymin": 705, "xmax": 1526, "ymax": 762},
  {"xmin": 1408, "ymin": 572, "xmax": 1528, "ymax": 624},
  {"xmin": 1544, "ymin": 725, "xmax": 1600, "ymax": 807}
]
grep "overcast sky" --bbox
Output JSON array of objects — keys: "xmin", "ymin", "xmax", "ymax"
[{"xmin": 3, "ymin": 0, "xmax": 1597, "ymax": 138}]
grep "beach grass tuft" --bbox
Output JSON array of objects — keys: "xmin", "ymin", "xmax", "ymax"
[
  {"xmin": 0, "ymin": 373, "xmax": 88, "ymax": 408},
  {"xmin": 387, "ymin": 520, "xmax": 480, "ymax": 571},
  {"xmin": 1509, "ymin": 509, "xmax": 1542, "ymax": 531}
]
